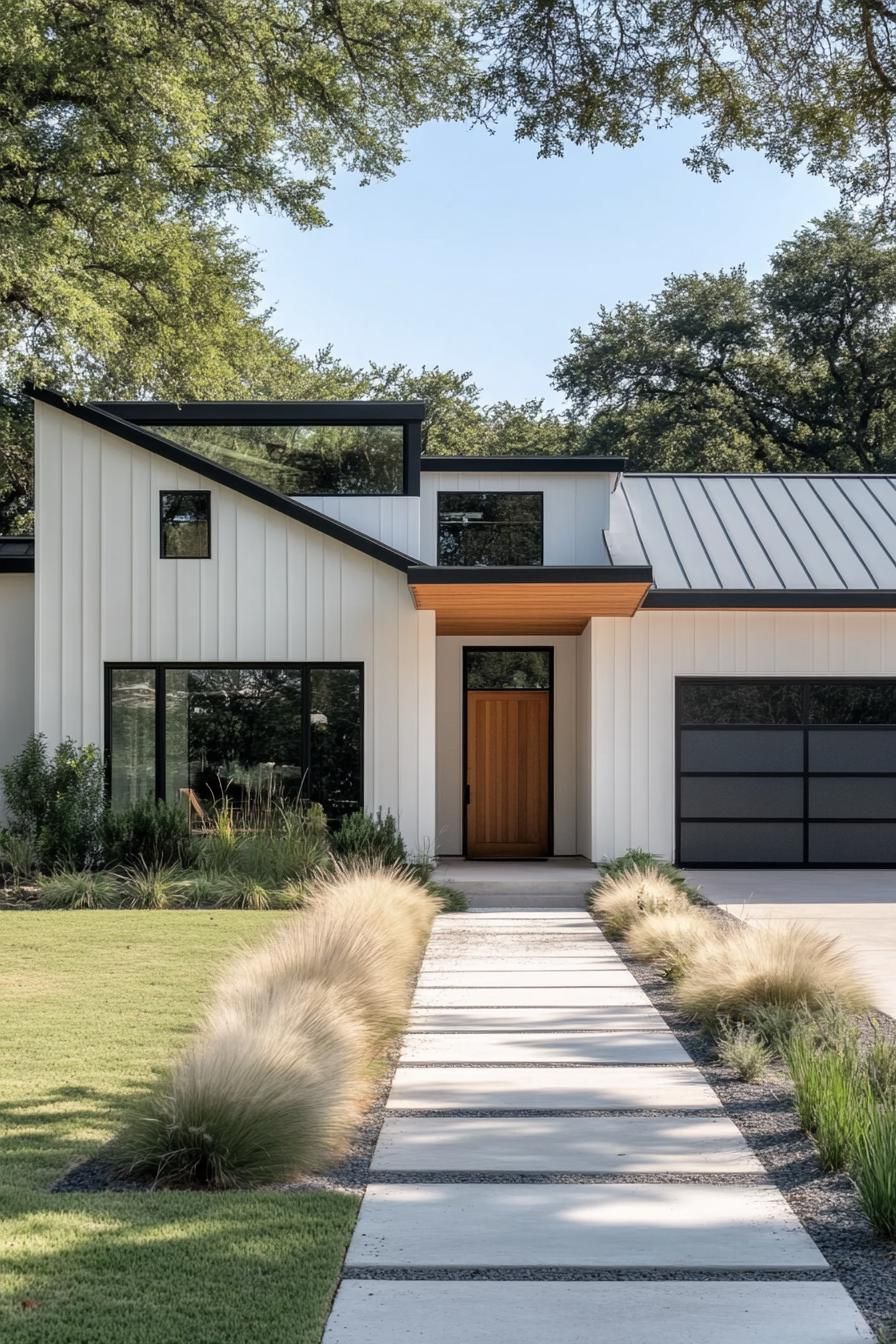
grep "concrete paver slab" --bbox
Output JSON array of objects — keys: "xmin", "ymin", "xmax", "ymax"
[
  {"xmin": 405, "ymin": 1006, "xmax": 669, "ymax": 1031},
  {"xmin": 323, "ymin": 1281, "xmax": 873, "ymax": 1344},
  {"xmin": 345, "ymin": 1183, "xmax": 827, "ymax": 1269},
  {"xmin": 421, "ymin": 956, "xmax": 622, "ymax": 970},
  {"xmin": 417, "ymin": 969, "xmax": 640, "ymax": 988},
  {"xmin": 413, "ymin": 986, "xmax": 652, "ymax": 1006},
  {"xmin": 371, "ymin": 1115, "xmax": 762, "ymax": 1173},
  {"xmin": 387, "ymin": 1065, "xmax": 722, "ymax": 1111},
  {"xmin": 399, "ymin": 1031, "xmax": 689, "ymax": 1065}
]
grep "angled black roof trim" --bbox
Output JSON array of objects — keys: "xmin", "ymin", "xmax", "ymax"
[
  {"xmin": 94, "ymin": 399, "xmax": 426, "ymax": 426},
  {"xmin": 408, "ymin": 564, "xmax": 653, "ymax": 585},
  {"xmin": 421, "ymin": 456, "xmax": 626, "ymax": 473},
  {"xmin": 643, "ymin": 589, "xmax": 896, "ymax": 609},
  {"xmin": 27, "ymin": 386, "xmax": 417, "ymax": 572},
  {"xmin": 0, "ymin": 536, "xmax": 34, "ymax": 573}
]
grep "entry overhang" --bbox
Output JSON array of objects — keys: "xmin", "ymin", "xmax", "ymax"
[{"xmin": 407, "ymin": 566, "xmax": 654, "ymax": 634}]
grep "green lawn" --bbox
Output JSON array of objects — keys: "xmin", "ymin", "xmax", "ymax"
[{"xmin": 0, "ymin": 911, "xmax": 359, "ymax": 1344}]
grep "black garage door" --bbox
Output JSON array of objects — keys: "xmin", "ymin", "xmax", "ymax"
[{"xmin": 676, "ymin": 679, "xmax": 896, "ymax": 866}]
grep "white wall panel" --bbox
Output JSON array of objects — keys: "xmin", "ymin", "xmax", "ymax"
[
  {"xmin": 297, "ymin": 496, "xmax": 421, "ymax": 558},
  {"xmin": 420, "ymin": 472, "xmax": 612, "ymax": 565},
  {"xmin": 0, "ymin": 575, "xmax": 35, "ymax": 818},
  {"xmin": 34, "ymin": 405, "xmax": 436, "ymax": 852},
  {"xmin": 591, "ymin": 609, "xmax": 896, "ymax": 862},
  {"xmin": 434, "ymin": 634, "xmax": 580, "ymax": 855}
]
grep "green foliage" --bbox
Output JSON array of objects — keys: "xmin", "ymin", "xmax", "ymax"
[
  {"xmin": 553, "ymin": 211, "xmax": 896, "ymax": 473},
  {"xmin": 868, "ymin": 1036, "xmax": 896, "ymax": 1102},
  {"xmin": 0, "ymin": 830, "xmax": 38, "ymax": 886},
  {"xmin": 854, "ymin": 1106, "xmax": 896, "ymax": 1238},
  {"xmin": 785, "ymin": 1029, "xmax": 875, "ymax": 1171},
  {"xmin": 428, "ymin": 882, "xmax": 468, "ymax": 912},
  {"xmin": 332, "ymin": 808, "xmax": 407, "ymax": 868},
  {"xmin": 1, "ymin": 734, "xmax": 105, "ymax": 870},
  {"xmin": 197, "ymin": 803, "xmax": 331, "ymax": 890},
  {"xmin": 212, "ymin": 874, "xmax": 279, "ymax": 911},
  {"xmin": 715, "ymin": 1021, "xmax": 772, "ymax": 1082},
  {"xmin": 117, "ymin": 862, "xmax": 189, "ymax": 910},
  {"xmin": 478, "ymin": 5, "xmax": 896, "ymax": 210},
  {"xmin": 37, "ymin": 870, "xmax": 120, "ymax": 910},
  {"xmin": 101, "ymin": 797, "xmax": 192, "ymax": 869}
]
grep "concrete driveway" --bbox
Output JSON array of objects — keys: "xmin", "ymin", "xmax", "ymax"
[{"xmin": 685, "ymin": 870, "xmax": 896, "ymax": 1019}]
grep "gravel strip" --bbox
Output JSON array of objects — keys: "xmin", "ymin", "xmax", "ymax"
[
  {"xmin": 589, "ymin": 905, "xmax": 896, "ymax": 1336},
  {"xmin": 367, "ymin": 1171, "xmax": 774, "ymax": 1186},
  {"xmin": 341, "ymin": 1266, "xmax": 838, "ymax": 1283}
]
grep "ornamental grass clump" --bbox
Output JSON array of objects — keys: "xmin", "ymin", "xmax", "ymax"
[
  {"xmin": 37, "ymin": 869, "xmax": 120, "ymax": 910},
  {"xmin": 853, "ymin": 1105, "xmax": 896, "ymax": 1238},
  {"xmin": 785, "ymin": 1029, "xmax": 875, "ymax": 1171},
  {"xmin": 590, "ymin": 865, "xmax": 690, "ymax": 937},
  {"xmin": 117, "ymin": 861, "xmax": 189, "ymax": 910},
  {"xmin": 675, "ymin": 921, "xmax": 871, "ymax": 1026},
  {"xmin": 716, "ymin": 1021, "xmax": 773, "ymax": 1082},
  {"xmin": 624, "ymin": 906, "xmax": 719, "ymax": 978},
  {"xmin": 114, "ymin": 863, "xmax": 438, "ymax": 1188}
]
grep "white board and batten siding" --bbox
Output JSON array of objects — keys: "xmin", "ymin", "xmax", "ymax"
[
  {"xmin": 296, "ymin": 496, "xmax": 421, "ymax": 558},
  {"xmin": 587, "ymin": 609, "xmax": 896, "ymax": 863},
  {"xmin": 420, "ymin": 472, "xmax": 612, "ymax": 565},
  {"xmin": 0, "ymin": 574, "xmax": 35, "ymax": 818},
  {"xmin": 34, "ymin": 404, "xmax": 436, "ymax": 853}
]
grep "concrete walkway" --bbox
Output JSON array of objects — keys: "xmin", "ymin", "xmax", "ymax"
[
  {"xmin": 323, "ymin": 910, "xmax": 872, "ymax": 1343},
  {"xmin": 689, "ymin": 869, "xmax": 896, "ymax": 1018}
]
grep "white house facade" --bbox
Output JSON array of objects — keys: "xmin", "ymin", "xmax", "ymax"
[{"xmin": 3, "ymin": 388, "xmax": 896, "ymax": 867}]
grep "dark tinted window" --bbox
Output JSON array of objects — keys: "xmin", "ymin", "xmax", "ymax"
[
  {"xmin": 679, "ymin": 681, "xmax": 802, "ymax": 724},
  {"xmin": 308, "ymin": 667, "xmax": 363, "ymax": 817},
  {"xmin": 161, "ymin": 491, "xmax": 210, "ymax": 558},
  {"xmin": 808, "ymin": 682, "xmax": 896, "ymax": 724},
  {"xmin": 158, "ymin": 424, "xmax": 404, "ymax": 495},
  {"xmin": 465, "ymin": 650, "xmax": 551, "ymax": 690},
  {"xmin": 109, "ymin": 669, "xmax": 157, "ymax": 808},
  {"xmin": 438, "ymin": 492, "xmax": 543, "ymax": 566}
]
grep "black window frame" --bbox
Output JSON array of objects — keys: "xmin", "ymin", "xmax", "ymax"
[
  {"xmin": 104, "ymin": 661, "xmax": 364, "ymax": 817},
  {"xmin": 160, "ymin": 490, "xmax": 212, "ymax": 559},
  {"xmin": 437, "ymin": 490, "xmax": 544, "ymax": 567},
  {"xmin": 675, "ymin": 676, "xmax": 896, "ymax": 868},
  {"xmin": 461, "ymin": 645, "xmax": 554, "ymax": 859}
]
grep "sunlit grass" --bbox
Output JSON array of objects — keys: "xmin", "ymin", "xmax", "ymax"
[{"xmin": 0, "ymin": 911, "xmax": 358, "ymax": 1344}]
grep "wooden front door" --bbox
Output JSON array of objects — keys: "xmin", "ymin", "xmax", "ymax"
[{"xmin": 465, "ymin": 690, "xmax": 550, "ymax": 858}]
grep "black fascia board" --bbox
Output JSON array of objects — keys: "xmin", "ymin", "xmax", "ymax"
[
  {"xmin": 407, "ymin": 564, "xmax": 653, "ymax": 585},
  {"xmin": 0, "ymin": 557, "xmax": 34, "ymax": 573},
  {"xmin": 643, "ymin": 589, "xmax": 896, "ymax": 609},
  {"xmin": 27, "ymin": 386, "xmax": 417, "ymax": 573},
  {"xmin": 92, "ymin": 399, "xmax": 426, "ymax": 425},
  {"xmin": 421, "ymin": 455, "xmax": 626, "ymax": 473}
]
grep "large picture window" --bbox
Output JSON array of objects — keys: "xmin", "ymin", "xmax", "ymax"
[
  {"xmin": 107, "ymin": 664, "xmax": 362, "ymax": 820},
  {"xmin": 437, "ymin": 492, "xmax": 543, "ymax": 566}
]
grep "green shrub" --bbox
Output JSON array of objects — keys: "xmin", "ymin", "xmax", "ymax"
[
  {"xmin": 428, "ymin": 882, "xmax": 468, "ymax": 913},
  {"xmin": 853, "ymin": 1105, "xmax": 896, "ymax": 1237},
  {"xmin": 37, "ymin": 870, "xmax": 120, "ymax": 910},
  {"xmin": 867, "ymin": 1036, "xmax": 896, "ymax": 1102},
  {"xmin": 117, "ymin": 862, "xmax": 188, "ymax": 910},
  {"xmin": 196, "ymin": 803, "xmax": 330, "ymax": 888},
  {"xmin": 214, "ymin": 873, "xmax": 278, "ymax": 910},
  {"xmin": 785, "ymin": 1030, "xmax": 874, "ymax": 1171},
  {"xmin": 331, "ymin": 807, "xmax": 406, "ymax": 868},
  {"xmin": 0, "ymin": 831, "xmax": 39, "ymax": 885},
  {"xmin": 1, "ymin": 734, "xmax": 105, "ymax": 869},
  {"xmin": 716, "ymin": 1021, "xmax": 772, "ymax": 1081},
  {"xmin": 101, "ymin": 796, "xmax": 192, "ymax": 868},
  {"xmin": 180, "ymin": 871, "xmax": 224, "ymax": 907}
]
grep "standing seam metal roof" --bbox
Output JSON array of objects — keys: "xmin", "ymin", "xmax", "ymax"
[{"xmin": 607, "ymin": 474, "xmax": 896, "ymax": 591}]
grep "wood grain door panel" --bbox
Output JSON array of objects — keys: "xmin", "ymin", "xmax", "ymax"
[{"xmin": 466, "ymin": 690, "xmax": 550, "ymax": 858}]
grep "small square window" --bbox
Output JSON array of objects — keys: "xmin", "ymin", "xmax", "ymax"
[{"xmin": 160, "ymin": 491, "xmax": 211, "ymax": 558}]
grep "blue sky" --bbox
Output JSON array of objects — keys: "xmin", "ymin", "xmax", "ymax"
[{"xmin": 238, "ymin": 118, "xmax": 837, "ymax": 408}]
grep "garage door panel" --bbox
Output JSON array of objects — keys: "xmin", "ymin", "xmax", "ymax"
[
  {"xmin": 809, "ymin": 823, "xmax": 896, "ymax": 864},
  {"xmin": 809, "ymin": 776, "xmax": 896, "ymax": 820},
  {"xmin": 680, "ymin": 822, "xmax": 804, "ymax": 864},
  {"xmin": 681, "ymin": 776, "xmax": 803, "ymax": 820},
  {"xmin": 677, "ymin": 678, "xmax": 896, "ymax": 866},
  {"xmin": 680, "ymin": 729, "xmax": 803, "ymax": 773},
  {"xmin": 808, "ymin": 728, "xmax": 896, "ymax": 773}
]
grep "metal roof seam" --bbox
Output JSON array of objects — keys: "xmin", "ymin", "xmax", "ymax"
[
  {"xmin": 835, "ymin": 478, "xmax": 895, "ymax": 579},
  {"xmin": 696, "ymin": 477, "xmax": 754, "ymax": 588},
  {"xmin": 723, "ymin": 478, "xmax": 786, "ymax": 589},
  {"xmin": 802, "ymin": 476, "xmax": 878, "ymax": 588},
  {"xmin": 670, "ymin": 476, "xmax": 724, "ymax": 588},
  {"xmin": 643, "ymin": 476, "xmax": 693, "ymax": 589},
  {"xmin": 746, "ymin": 475, "xmax": 817, "ymax": 588},
  {"xmin": 778, "ymin": 476, "xmax": 850, "ymax": 590}
]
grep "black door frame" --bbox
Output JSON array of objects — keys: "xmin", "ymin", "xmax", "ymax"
[
  {"xmin": 462, "ymin": 645, "xmax": 554, "ymax": 860},
  {"xmin": 675, "ymin": 675, "xmax": 896, "ymax": 868}
]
